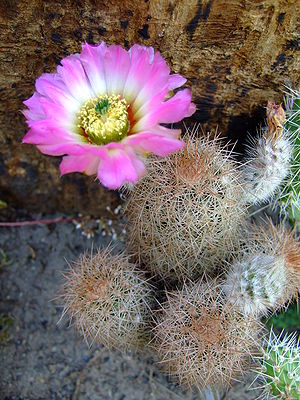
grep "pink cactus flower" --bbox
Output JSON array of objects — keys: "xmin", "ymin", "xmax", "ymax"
[{"xmin": 23, "ymin": 42, "xmax": 196, "ymax": 189}]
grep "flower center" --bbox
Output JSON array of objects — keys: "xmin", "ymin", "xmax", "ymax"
[{"xmin": 77, "ymin": 94, "xmax": 130, "ymax": 145}]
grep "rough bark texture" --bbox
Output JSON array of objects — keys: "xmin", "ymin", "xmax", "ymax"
[{"xmin": 0, "ymin": 0, "xmax": 299, "ymax": 214}]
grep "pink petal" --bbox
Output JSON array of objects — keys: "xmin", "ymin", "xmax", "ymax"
[
  {"xmin": 23, "ymin": 123, "xmax": 85, "ymax": 156},
  {"xmin": 24, "ymin": 120, "xmax": 75, "ymax": 141},
  {"xmin": 132, "ymin": 85, "xmax": 169, "ymax": 125},
  {"xmin": 124, "ymin": 132, "xmax": 185, "ymax": 156},
  {"xmin": 130, "ymin": 51, "xmax": 170, "ymax": 113},
  {"xmin": 133, "ymin": 89, "xmax": 194, "ymax": 131},
  {"xmin": 35, "ymin": 73, "xmax": 67, "ymax": 95},
  {"xmin": 57, "ymin": 54, "xmax": 94, "ymax": 102},
  {"xmin": 38, "ymin": 97, "xmax": 72, "ymax": 126},
  {"xmin": 97, "ymin": 148, "xmax": 145, "ymax": 189},
  {"xmin": 168, "ymin": 74, "xmax": 187, "ymax": 90},
  {"xmin": 80, "ymin": 42, "xmax": 107, "ymax": 95},
  {"xmin": 103, "ymin": 44, "xmax": 131, "ymax": 95},
  {"xmin": 37, "ymin": 143, "xmax": 86, "ymax": 156},
  {"xmin": 35, "ymin": 73, "xmax": 79, "ymax": 114},
  {"xmin": 187, "ymin": 102, "xmax": 197, "ymax": 117},
  {"xmin": 23, "ymin": 93, "xmax": 46, "ymax": 121},
  {"xmin": 60, "ymin": 154, "xmax": 100, "ymax": 175},
  {"xmin": 146, "ymin": 125, "xmax": 182, "ymax": 139},
  {"xmin": 124, "ymin": 147, "xmax": 146, "ymax": 179},
  {"xmin": 122, "ymin": 45, "xmax": 156, "ymax": 104}
]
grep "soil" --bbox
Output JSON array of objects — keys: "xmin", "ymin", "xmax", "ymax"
[{"xmin": 0, "ymin": 213, "xmax": 262, "ymax": 400}]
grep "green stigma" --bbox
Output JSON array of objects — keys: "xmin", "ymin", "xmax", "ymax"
[
  {"xmin": 77, "ymin": 94, "xmax": 130, "ymax": 145},
  {"xmin": 95, "ymin": 98, "xmax": 110, "ymax": 115}
]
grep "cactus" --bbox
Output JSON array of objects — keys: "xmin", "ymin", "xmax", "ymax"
[
  {"xmin": 275, "ymin": 87, "xmax": 300, "ymax": 230},
  {"xmin": 255, "ymin": 330, "xmax": 300, "ymax": 399},
  {"xmin": 60, "ymin": 246, "xmax": 152, "ymax": 351},
  {"xmin": 153, "ymin": 279, "xmax": 262, "ymax": 390},
  {"xmin": 222, "ymin": 220, "xmax": 300, "ymax": 316},
  {"xmin": 125, "ymin": 133, "xmax": 247, "ymax": 282},
  {"xmin": 242, "ymin": 101, "xmax": 292, "ymax": 205},
  {"xmin": 222, "ymin": 252, "xmax": 286, "ymax": 316}
]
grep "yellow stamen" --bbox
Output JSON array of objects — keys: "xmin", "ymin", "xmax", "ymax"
[{"xmin": 77, "ymin": 94, "xmax": 130, "ymax": 145}]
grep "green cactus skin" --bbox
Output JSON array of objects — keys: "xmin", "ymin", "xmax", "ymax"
[
  {"xmin": 277, "ymin": 88, "xmax": 300, "ymax": 231},
  {"xmin": 258, "ymin": 330, "xmax": 300, "ymax": 399}
]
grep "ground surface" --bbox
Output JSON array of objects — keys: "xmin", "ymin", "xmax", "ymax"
[{"xmin": 0, "ymin": 213, "xmax": 262, "ymax": 400}]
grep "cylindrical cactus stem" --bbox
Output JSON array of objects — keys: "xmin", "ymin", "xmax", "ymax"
[
  {"xmin": 222, "ymin": 252, "xmax": 286, "ymax": 316},
  {"xmin": 255, "ymin": 329, "xmax": 300, "ymax": 399},
  {"xmin": 125, "ymin": 132, "xmax": 247, "ymax": 282},
  {"xmin": 275, "ymin": 87, "xmax": 300, "ymax": 229},
  {"xmin": 60, "ymin": 246, "xmax": 152, "ymax": 352},
  {"xmin": 242, "ymin": 101, "xmax": 292, "ymax": 205},
  {"xmin": 221, "ymin": 220, "xmax": 300, "ymax": 317},
  {"xmin": 153, "ymin": 279, "xmax": 262, "ymax": 391}
]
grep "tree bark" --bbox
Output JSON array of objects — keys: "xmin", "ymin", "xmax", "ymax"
[{"xmin": 0, "ymin": 0, "xmax": 299, "ymax": 214}]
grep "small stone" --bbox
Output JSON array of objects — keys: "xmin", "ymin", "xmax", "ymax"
[{"xmin": 49, "ymin": 364, "xmax": 56, "ymax": 374}]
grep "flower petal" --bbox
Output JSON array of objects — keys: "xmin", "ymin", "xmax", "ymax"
[
  {"xmin": 37, "ymin": 143, "xmax": 86, "ymax": 156},
  {"xmin": 146, "ymin": 125, "xmax": 182, "ymax": 139},
  {"xmin": 97, "ymin": 148, "xmax": 145, "ymax": 189},
  {"xmin": 35, "ymin": 73, "xmax": 79, "ymax": 114},
  {"xmin": 60, "ymin": 154, "xmax": 100, "ymax": 175},
  {"xmin": 23, "ymin": 122, "xmax": 85, "ymax": 156},
  {"xmin": 133, "ymin": 89, "xmax": 194, "ymax": 131},
  {"xmin": 103, "ymin": 44, "xmax": 131, "ymax": 95},
  {"xmin": 38, "ymin": 97, "xmax": 72, "ymax": 126},
  {"xmin": 123, "ymin": 45, "xmax": 155, "ymax": 103},
  {"xmin": 125, "ymin": 132, "xmax": 185, "ymax": 156},
  {"xmin": 23, "ymin": 93, "xmax": 46, "ymax": 121},
  {"xmin": 80, "ymin": 42, "xmax": 107, "ymax": 96},
  {"xmin": 57, "ymin": 54, "xmax": 94, "ymax": 102},
  {"xmin": 168, "ymin": 74, "xmax": 187, "ymax": 90},
  {"xmin": 130, "ymin": 51, "xmax": 170, "ymax": 113},
  {"xmin": 131, "ymin": 85, "xmax": 169, "ymax": 127}
]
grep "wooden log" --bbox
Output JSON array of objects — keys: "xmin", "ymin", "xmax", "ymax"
[{"xmin": 0, "ymin": 0, "xmax": 299, "ymax": 213}]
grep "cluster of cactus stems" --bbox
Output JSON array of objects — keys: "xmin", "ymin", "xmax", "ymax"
[{"xmin": 61, "ymin": 93, "xmax": 300, "ymax": 398}]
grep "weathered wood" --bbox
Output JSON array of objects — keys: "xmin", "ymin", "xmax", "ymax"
[{"xmin": 0, "ymin": 0, "xmax": 299, "ymax": 213}]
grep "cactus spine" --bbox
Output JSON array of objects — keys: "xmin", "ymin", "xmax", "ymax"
[{"xmin": 256, "ymin": 330, "xmax": 300, "ymax": 399}]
